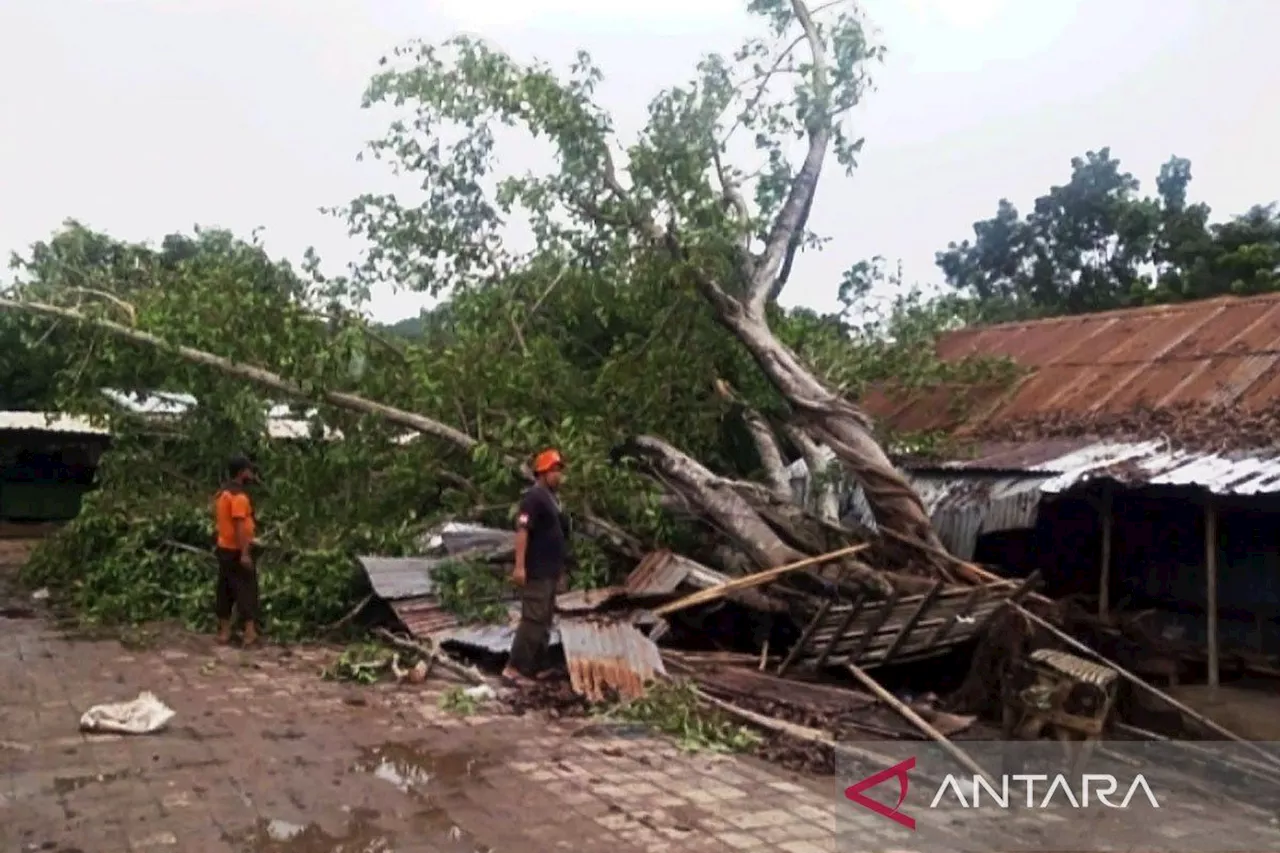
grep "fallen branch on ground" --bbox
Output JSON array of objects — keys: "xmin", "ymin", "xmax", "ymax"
[{"xmin": 374, "ymin": 628, "xmax": 486, "ymax": 686}]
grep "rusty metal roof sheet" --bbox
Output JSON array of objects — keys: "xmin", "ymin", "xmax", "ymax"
[
  {"xmin": 625, "ymin": 550, "xmax": 695, "ymax": 595},
  {"xmin": 868, "ymin": 294, "xmax": 1280, "ymax": 433},
  {"xmin": 389, "ymin": 596, "xmax": 468, "ymax": 638},
  {"xmin": 555, "ymin": 587, "xmax": 631, "ymax": 613},
  {"xmin": 560, "ymin": 619, "xmax": 666, "ymax": 702}
]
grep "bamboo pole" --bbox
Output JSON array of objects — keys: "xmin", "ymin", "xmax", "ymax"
[
  {"xmin": 1013, "ymin": 604, "xmax": 1280, "ymax": 770},
  {"xmin": 652, "ymin": 544, "xmax": 868, "ymax": 617},
  {"xmin": 844, "ymin": 663, "xmax": 995, "ymax": 785}
]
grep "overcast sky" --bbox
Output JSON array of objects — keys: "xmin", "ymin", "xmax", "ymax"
[{"xmin": 1, "ymin": 0, "xmax": 1275, "ymax": 321}]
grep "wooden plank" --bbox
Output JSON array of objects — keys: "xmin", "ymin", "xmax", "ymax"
[
  {"xmin": 777, "ymin": 596, "xmax": 835, "ymax": 676},
  {"xmin": 923, "ymin": 585, "xmax": 986, "ymax": 649},
  {"xmin": 842, "ymin": 589, "xmax": 902, "ymax": 666},
  {"xmin": 806, "ymin": 601, "xmax": 1006, "ymax": 646},
  {"xmin": 878, "ymin": 581, "xmax": 945, "ymax": 667},
  {"xmin": 812, "ymin": 589, "xmax": 868, "ymax": 670}
]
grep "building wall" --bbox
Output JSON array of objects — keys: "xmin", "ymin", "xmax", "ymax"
[{"xmin": 0, "ymin": 431, "xmax": 104, "ymax": 522}]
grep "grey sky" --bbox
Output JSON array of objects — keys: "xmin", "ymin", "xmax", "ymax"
[{"xmin": 1, "ymin": 0, "xmax": 1275, "ymax": 321}]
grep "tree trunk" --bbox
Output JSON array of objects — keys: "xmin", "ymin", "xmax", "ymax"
[
  {"xmin": 716, "ymin": 303, "xmax": 945, "ymax": 559},
  {"xmin": 626, "ymin": 435, "xmax": 901, "ymax": 595}
]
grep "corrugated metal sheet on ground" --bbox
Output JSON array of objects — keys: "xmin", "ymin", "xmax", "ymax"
[
  {"xmin": 436, "ymin": 617, "xmax": 561, "ymax": 654},
  {"xmin": 0, "ymin": 412, "xmax": 109, "ymax": 435},
  {"xmin": 864, "ymin": 293, "xmax": 1280, "ymax": 433},
  {"xmin": 556, "ymin": 587, "xmax": 630, "ymax": 613},
  {"xmin": 357, "ymin": 555, "xmax": 466, "ymax": 600},
  {"xmin": 560, "ymin": 619, "xmax": 666, "ymax": 702},
  {"xmin": 626, "ymin": 550, "xmax": 695, "ymax": 595}
]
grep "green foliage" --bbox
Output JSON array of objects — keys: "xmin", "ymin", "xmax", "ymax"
[
  {"xmin": 938, "ymin": 149, "xmax": 1280, "ymax": 319},
  {"xmin": 603, "ymin": 681, "xmax": 761, "ymax": 753},
  {"xmin": 438, "ymin": 686, "xmax": 482, "ymax": 716},
  {"xmin": 6, "ymin": 1, "xmax": 1007, "ymax": 636},
  {"xmin": 431, "ymin": 559, "xmax": 509, "ymax": 624},
  {"xmin": 323, "ymin": 642, "xmax": 397, "ymax": 684}
]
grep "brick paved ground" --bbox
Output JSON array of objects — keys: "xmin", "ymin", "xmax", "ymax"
[
  {"xmin": 7, "ymin": 535, "xmax": 1278, "ymax": 853},
  {"xmin": 0, "ymin": 540, "xmax": 839, "ymax": 853}
]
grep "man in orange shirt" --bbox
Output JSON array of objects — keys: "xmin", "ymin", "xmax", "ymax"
[{"xmin": 214, "ymin": 455, "xmax": 259, "ymax": 646}]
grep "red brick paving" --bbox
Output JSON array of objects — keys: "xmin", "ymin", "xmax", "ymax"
[{"xmin": 1, "ymin": 541, "xmax": 836, "ymax": 853}]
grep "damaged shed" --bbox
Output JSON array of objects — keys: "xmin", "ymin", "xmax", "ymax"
[{"xmin": 863, "ymin": 294, "xmax": 1280, "ymax": 688}]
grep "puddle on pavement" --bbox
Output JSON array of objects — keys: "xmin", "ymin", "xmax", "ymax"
[
  {"xmin": 353, "ymin": 741, "xmax": 495, "ymax": 851},
  {"xmin": 353, "ymin": 741, "xmax": 494, "ymax": 796},
  {"xmin": 52, "ymin": 767, "xmax": 138, "ymax": 795},
  {"xmin": 226, "ymin": 809, "xmax": 392, "ymax": 853}
]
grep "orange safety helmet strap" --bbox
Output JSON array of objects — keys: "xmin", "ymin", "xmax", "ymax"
[{"xmin": 533, "ymin": 448, "xmax": 563, "ymax": 474}]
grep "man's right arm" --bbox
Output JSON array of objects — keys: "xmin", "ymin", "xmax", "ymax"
[{"xmin": 513, "ymin": 494, "xmax": 537, "ymax": 584}]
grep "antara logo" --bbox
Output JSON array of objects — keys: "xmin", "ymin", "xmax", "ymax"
[{"xmin": 845, "ymin": 758, "xmax": 1162, "ymax": 831}]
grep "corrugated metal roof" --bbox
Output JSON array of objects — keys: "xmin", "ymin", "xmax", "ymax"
[
  {"xmin": 1036, "ymin": 441, "xmax": 1280, "ymax": 496},
  {"xmin": 0, "ymin": 412, "xmax": 109, "ymax": 435},
  {"xmin": 867, "ymin": 294, "xmax": 1280, "ymax": 433},
  {"xmin": 357, "ymin": 556, "xmax": 459, "ymax": 600},
  {"xmin": 560, "ymin": 619, "xmax": 666, "ymax": 701},
  {"xmin": 100, "ymin": 389, "xmax": 340, "ymax": 440},
  {"xmin": 874, "ymin": 440, "xmax": 1280, "ymax": 557},
  {"xmin": 625, "ymin": 550, "xmax": 695, "ymax": 595}
]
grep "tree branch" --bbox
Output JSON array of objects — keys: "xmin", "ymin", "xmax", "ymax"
[
  {"xmin": 0, "ymin": 297, "xmax": 479, "ymax": 451},
  {"xmin": 747, "ymin": 0, "xmax": 831, "ymax": 315},
  {"xmin": 784, "ymin": 423, "xmax": 840, "ymax": 521},
  {"xmin": 713, "ymin": 379, "xmax": 790, "ymax": 501}
]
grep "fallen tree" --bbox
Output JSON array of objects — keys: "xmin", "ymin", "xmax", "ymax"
[{"xmin": 4, "ymin": 1, "xmax": 1013, "ymax": 637}]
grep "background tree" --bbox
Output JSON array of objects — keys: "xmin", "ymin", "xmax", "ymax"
[{"xmin": 937, "ymin": 148, "xmax": 1280, "ymax": 320}]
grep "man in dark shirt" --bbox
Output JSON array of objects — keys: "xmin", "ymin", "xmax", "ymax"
[{"xmin": 503, "ymin": 448, "xmax": 569, "ymax": 684}]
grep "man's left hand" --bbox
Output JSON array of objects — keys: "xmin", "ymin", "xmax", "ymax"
[{"xmin": 557, "ymin": 574, "xmax": 569, "ymax": 594}]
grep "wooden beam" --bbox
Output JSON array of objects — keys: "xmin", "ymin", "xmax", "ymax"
[
  {"xmin": 1206, "ymin": 499, "xmax": 1220, "ymax": 691},
  {"xmin": 812, "ymin": 590, "xmax": 868, "ymax": 670},
  {"xmin": 845, "ymin": 663, "xmax": 995, "ymax": 785},
  {"xmin": 652, "ymin": 544, "xmax": 868, "ymax": 617},
  {"xmin": 877, "ymin": 581, "xmax": 945, "ymax": 667},
  {"xmin": 924, "ymin": 585, "xmax": 985, "ymax": 648},
  {"xmin": 777, "ymin": 597, "xmax": 835, "ymax": 676},
  {"xmin": 839, "ymin": 589, "xmax": 902, "ymax": 667},
  {"xmin": 968, "ymin": 570, "xmax": 1041, "ymax": 640}
]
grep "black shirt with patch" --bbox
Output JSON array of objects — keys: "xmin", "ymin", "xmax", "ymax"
[{"xmin": 516, "ymin": 484, "xmax": 569, "ymax": 581}]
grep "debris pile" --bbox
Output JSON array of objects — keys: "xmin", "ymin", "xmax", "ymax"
[{"xmin": 354, "ymin": 519, "xmax": 1280, "ymax": 781}]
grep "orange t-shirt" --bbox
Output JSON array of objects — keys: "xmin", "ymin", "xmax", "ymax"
[{"xmin": 214, "ymin": 488, "xmax": 255, "ymax": 551}]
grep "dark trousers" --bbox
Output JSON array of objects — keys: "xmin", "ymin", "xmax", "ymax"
[
  {"xmin": 509, "ymin": 578, "xmax": 557, "ymax": 677},
  {"xmin": 214, "ymin": 547, "xmax": 260, "ymax": 624}
]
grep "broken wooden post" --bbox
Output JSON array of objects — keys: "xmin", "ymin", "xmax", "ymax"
[
  {"xmin": 845, "ymin": 662, "xmax": 995, "ymax": 785},
  {"xmin": 1013, "ymin": 604, "xmax": 1280, "ymax": 771},
  {"xmin": 1098, "ymin": 487, "xmax": 1113, "ymax": 618},
  {"xmin": 1205, "ymin": 497, "xmax": 1220, "ymax": 692}
]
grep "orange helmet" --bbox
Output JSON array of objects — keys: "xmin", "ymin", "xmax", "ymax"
[{"xmin": 533, "ymin": 448, "xmax": 563, "ymax": 474}]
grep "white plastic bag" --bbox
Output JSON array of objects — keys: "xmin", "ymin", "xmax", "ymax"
[{"xmin": 79, "ymin": 691, "xmax": 175, "ymax": 735}]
